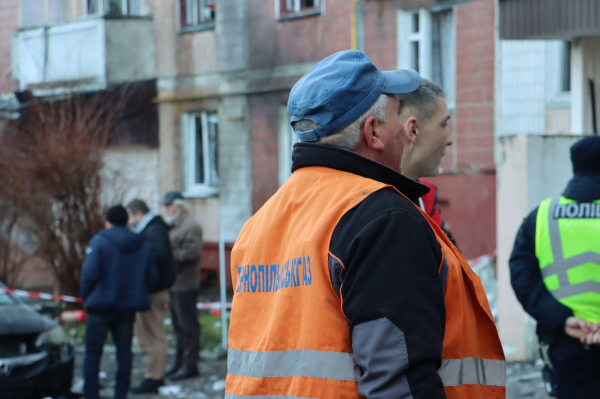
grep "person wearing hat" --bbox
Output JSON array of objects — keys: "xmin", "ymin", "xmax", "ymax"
[
  {"xmin": 161, "ymin": 191, "xmax": 203, "ymax": 380},
  {"xmin": 80, "ymin": 205, "xmax": 157, "ymax": 399},
  {"xmin": 225, "ymin": 50, "xmax": 504, "ymax": 399},
  {"xmin": 510, "ymin": 136, "xmax": 600, "ymax": 399}
]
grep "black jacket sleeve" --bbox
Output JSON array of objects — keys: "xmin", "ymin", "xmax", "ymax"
[
  {"xmin": 331, "ymin": 190, "xmax": 446, "ymax": 399},
  {"xmin": 145, "ymin": 223, "xmax": 174, "ymax": 268},
  {"xmin": 509, "ymin": 207, "xmax": 572, "ymax": 338},
  {"xmin": 143, "ymin": 222, "xmax": 176, "ymax": 291}
]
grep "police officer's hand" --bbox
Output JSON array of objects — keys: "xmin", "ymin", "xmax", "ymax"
[
  {"xmin": 583, "ymin": 324, "xmax": 600, "ymax": 345},
  {"xmin": 564, "ymin": 316, "xmax": 594, "ymax": 341}
]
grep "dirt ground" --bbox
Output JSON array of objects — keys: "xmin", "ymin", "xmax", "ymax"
[
  {"xmin": 70, "ymin": 346, "xmax": 553, "ymax": 399},
  {"xmin": 72, "ymin": 347, "xmax": 227, "ymax": 399},
  {"xmin": 506, "ymin": 362, "xmax": 552, "ymax": 399}
]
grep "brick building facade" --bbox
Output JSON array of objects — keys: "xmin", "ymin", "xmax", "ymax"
[{"xmin": 2, "ymin": 0, "xmax": 498, "ymax": 290}]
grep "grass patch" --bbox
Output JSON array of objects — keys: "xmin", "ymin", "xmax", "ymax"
[{"xmin": 67, "ymin": 313, "xmax": 229, "ymax": 351}]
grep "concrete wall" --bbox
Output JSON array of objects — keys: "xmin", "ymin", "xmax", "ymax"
[
  {"xmin": 105, "ymin": 18, "xmax": 155, "ymax": 85},
  {"xmin": 497, "ymin": 41, "xmax": 547, "ymax": 136},
  {"xmin": 496, "ymin": 134, "xmax": 580, "ymax": 361},
  {"xmin": 497, "ymin": 39, "xmax": 574, "ymax": 137},
  {"xmin": 103, "ymin": 145, "xmax": 161, "ymax": 210}
]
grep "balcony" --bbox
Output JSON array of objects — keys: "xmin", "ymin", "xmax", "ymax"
[{"xmin": 12, "ymin": 15, "xmax": 154, "ymax": 93}]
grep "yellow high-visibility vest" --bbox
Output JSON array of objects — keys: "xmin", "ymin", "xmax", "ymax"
[{"xmin": 536, "ymin": 196, "xmax": 600, "ymax": 322}]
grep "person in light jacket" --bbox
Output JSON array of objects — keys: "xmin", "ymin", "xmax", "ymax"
[{"xmin": 162, "ymin": 191, "xmax": 203, "ymax": 380}]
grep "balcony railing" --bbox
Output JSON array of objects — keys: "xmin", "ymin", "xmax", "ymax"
[{"xmin": 12, "ymin": 13, "xmax": 154, "ymax": 93}]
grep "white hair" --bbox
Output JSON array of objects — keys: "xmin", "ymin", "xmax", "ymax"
[
  {"xmin": 173, "ymin": 198, "xmax": 189, "ymax": 211},
  {"xmin": 293, "ymin": 94, "xmax": 389, "ymax": 150}
]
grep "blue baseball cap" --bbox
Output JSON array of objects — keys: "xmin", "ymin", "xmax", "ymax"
[{"xmin": 288, "ymin": 50, "xmax": 421, "ymax": 142}]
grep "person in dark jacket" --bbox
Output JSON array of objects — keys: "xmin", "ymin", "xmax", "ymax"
[
  {"xmin": 81, "ymin": 205, "xmax": 157, "ymax": 399},
  {"xmin": 126, "ymin": 199, "xmax": 175, "ymax": 394},
  {"xmin": 510, "ymin": 136, "xmax": 600, "ymax": 399}
]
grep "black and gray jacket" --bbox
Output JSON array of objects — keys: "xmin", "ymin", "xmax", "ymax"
[
  {"xmin": 138, "ymin": 215, "xmax": 176, "ymax": 293},
  {"xmin": 292, "ymin": 143, "xmax": 447, "ymax": 399}
]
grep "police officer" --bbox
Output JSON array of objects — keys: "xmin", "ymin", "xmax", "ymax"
[{"xmin": 510, "ymin": 136, "xmax": 600, "ymax": 399}]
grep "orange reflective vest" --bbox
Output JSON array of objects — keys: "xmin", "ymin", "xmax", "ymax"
[{"xmin": 226, "ymin": 167, "xmax": 505, "ymax": 399}]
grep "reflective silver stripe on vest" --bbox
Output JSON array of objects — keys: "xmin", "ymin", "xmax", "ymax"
[
  {"xmin": 437, "ymin": 358, "xmax": 506, "ymax": 387},
  {"xmin": 549, "ymin": 280, "xmax": 600, "ymax": 300},
  {"xmin": 227, "ymin": 348, "xmax": 362, "ymax": 382},
  {"xmin": 226, "ymin": 395, "xmax": 317, "ymax": 399},
  {"xmin": 548, "ymin": 200, "xmax": 570, "ymax": 286},
  {"xmin": 543, "ymin": 200, "xmax": 600, "ymax": 299},
  {"xmin": 540, "ymin": 251, "xmax": 600, "ymax": 278}
]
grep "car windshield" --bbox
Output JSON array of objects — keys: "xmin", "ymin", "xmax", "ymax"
[
  {"xmin": 0, "ymin": 292, "xmax": 16, "ymax": 305},
  {"xmin": 0, "ymin": 285, "xmax": 16, "ymax": 305}
]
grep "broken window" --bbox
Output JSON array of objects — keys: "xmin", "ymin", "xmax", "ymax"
[
  {"xmin": 280, "ymin": 0, "xmax": 322, "ymax": 17},
  {"xmin": 85, "ymin": 0, "xmax": 141, "ymax": 16},
  {"xmin": 180, "ymin": 0, "xmax": 216, "ymax": 29},
  {"xmin": 398, "ymin": 7, "xmax": 456, "ymax": 109},
  {"xmin": 184, "ymin": 111, "xmax": 220, "ymax": 196}
]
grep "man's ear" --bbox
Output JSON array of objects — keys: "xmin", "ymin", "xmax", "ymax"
[
  {"xmin": 362, "ymin": 115, "xmax": 385, "ymax": 151},
  {"xmin": 404, "ymin": 117, "xmax": 419, "ymax": 145}
]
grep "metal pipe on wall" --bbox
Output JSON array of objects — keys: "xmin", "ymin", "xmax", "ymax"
[{"xmin": 351, "ymin": 0, "xmax": 364, "ymax": 50}]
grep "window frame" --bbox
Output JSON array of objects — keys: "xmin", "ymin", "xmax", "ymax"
[
  {"xmin": 397, "ymin": 7, "xmax": 456, "ymax": 110},
  {"xmin": 84, "ymin": 0, "xmax": 141, "ymax": 16},
  {"xmin": 179, "ymin": 0, "xmax": 216, "ymax": 32},
  {"xmin": 182, "ymin": 111, "xmax": 220, "ymax": 198},
  {"xmin": 546, "ymin": 41, "xmax": 572, "ymax": 109},
  {"xmin": 278, "ymin": 105, "xmax": 298, "ymax": 186},
  {"xmin": 276, "ymin": 0, "xmax": 323, "ymax": 21}
]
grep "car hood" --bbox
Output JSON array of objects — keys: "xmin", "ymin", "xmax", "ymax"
[{"xmin": 0, "ymin": 304, "xmax": 56, "ymax": 335}]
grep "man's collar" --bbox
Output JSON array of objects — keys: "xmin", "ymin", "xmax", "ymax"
[
  {"xmin": 291, "ymin": 143, "xmax": 429, "ymax": 203},
  {"xmin": 135, "ymin": 212, "xmax": 156, "ymax": 234}
]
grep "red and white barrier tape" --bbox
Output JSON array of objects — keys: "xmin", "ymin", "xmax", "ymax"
[
  {"xmin": 1, "ymin": 287, "xmax": 231, "ymax": 310},
  {"xmin": 4, "ymin": 250, "xmax": 496, "ymax": 308},
  {"xmin": 197, "ymin": 302, "xmax": 232, "ymax": 310},
  {"xmin": 1, "ymin": 287, "xmax": 83, "ymax": 303}
]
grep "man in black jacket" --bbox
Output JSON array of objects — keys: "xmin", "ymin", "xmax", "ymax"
[
  {"xmin": 510, "ymin": 136, "xmax": 600, "ymax": 398},
  {"xmin": 127, "ymin": 199, "xmax": 176, "ymax": 394}
]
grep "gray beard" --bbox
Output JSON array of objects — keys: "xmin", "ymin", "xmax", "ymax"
[{"xmin": 164, "ymin": 212, "xmax": 180, "ymax": 225}]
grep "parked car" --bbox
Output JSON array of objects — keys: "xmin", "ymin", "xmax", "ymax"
[{"xmin": 0, "ymin": 283, "xmax": 74, "ymax": 399}]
